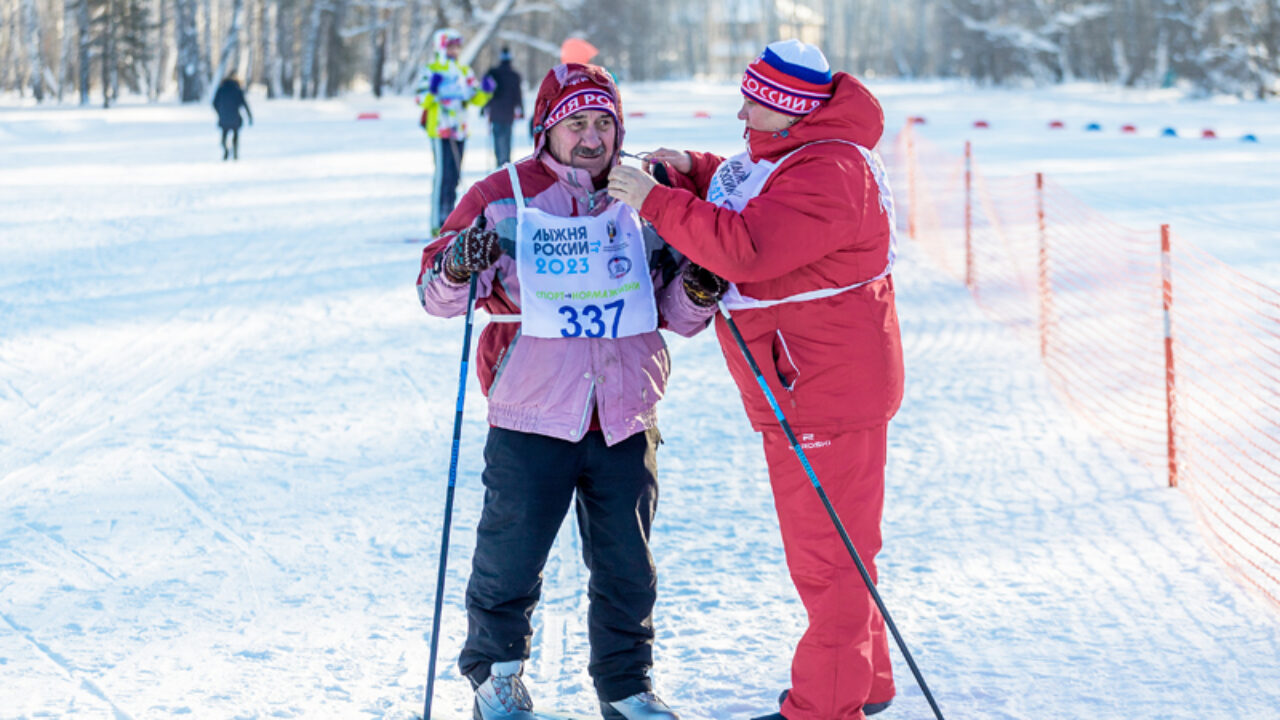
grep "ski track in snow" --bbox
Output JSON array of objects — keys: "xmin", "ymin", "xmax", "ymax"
[{"xmin": 1, "ymin": 83, "xmax": 1278, "ymax": 719}]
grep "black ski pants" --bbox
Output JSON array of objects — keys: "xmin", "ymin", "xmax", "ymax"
[
  {"xmin": 220, "ymin": 127, "xmax": 239, "ymax": 159},
  {"xmin": 430, "ymin": 136, "xmax": 465, "ymax": 231},
  {"xmin": 459, "ymin": 425, "xmax": 661, "ymax": 703}
]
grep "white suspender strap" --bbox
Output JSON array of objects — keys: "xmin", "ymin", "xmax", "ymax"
[
  {"xmin": 489, "ymin": 162, "xmax": 524, "ymax": 324},
  {"xmin": 505, "ymin": 163, "xmax": 525, "ymax": 210}
]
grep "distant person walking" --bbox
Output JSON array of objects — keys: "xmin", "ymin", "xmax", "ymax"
[
  {"xmin": 212, "ymin": 73, "xmax": 252, "ymax": 161},
  {"xmin": 483, "ymin": 47, "xmax": 524, "ymax": 167},
  {"xmin": 416, "ymin": 28, "xmax": 494, "ymax": 234}
]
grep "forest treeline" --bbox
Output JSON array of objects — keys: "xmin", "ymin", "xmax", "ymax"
[{"xmin": 2, "ymin": 0, "xmax": 1276, "ymax": 106}]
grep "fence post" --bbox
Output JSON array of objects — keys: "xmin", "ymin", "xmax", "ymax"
[
  {"xmin": 964, "ymin": 141, "xmax": 973, "ymax": 290},
  {"xmin": 1161, "ymin": 224, "xmax": 1178, "ymax": 488},
  {"xmin": 1036, "ymin": 172, "xmax": 1050, "ymax": 360},
  {"xmin": 907, "ymin": 123, "xmax": 917, "ymax": 240}
]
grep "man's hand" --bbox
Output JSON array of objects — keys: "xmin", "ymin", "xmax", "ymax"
[
  {"xmin": 682, "ymin": 263, "xmax": 728, "ymax": 308},
  {"xmin": 443, "ymin": 219, "xmax": 501, "ymax": 283},
  {"xmin": 607, "ymin": 165, "xmax": 660, "ymax": 209}
]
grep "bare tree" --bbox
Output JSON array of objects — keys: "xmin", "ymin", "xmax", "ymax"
[
  {"xmin": 7, "ymin": 0, "xmax": 1278, "ymax": 104},
  {"xmin": 22, "ymin": 0, "xmax": 45, "ymax": 100},
  {"xmin": 210, "ymin": 0, "xmax": 243, "ymax": 89},
  {"xmin": 176, "ymin": 0, "xmax": 203, "ymax": 100}
]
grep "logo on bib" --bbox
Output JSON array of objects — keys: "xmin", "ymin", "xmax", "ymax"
[
  {"xmin": 607, "ymin": 256, "xmax": 632, "ymax": 279},
  {"xmin": 532, "ymin": 226, "xmax": 591, "ymax": 257},
  {"xmin": 708, "ymin": 159, "xmax": 750, "ymax": 205}
]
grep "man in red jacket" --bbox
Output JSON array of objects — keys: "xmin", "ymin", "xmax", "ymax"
[{"xmin": 607, "ymin": 40, "xmax": 903, "ymax": 720}]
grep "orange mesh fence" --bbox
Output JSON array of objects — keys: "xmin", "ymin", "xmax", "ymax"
[{"xmin": 885, "ymin": 122, "xmax": 1280, "ymax": 610}]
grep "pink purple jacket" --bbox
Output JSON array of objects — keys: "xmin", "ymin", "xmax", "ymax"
[{"xmin": 417, "ymin": 154, "xmax": 715, "ymax": 446}]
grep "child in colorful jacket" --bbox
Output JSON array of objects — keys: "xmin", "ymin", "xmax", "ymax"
[{"xmin": 416, "ymin": 28, "xmax": 494, "ymax": 232}]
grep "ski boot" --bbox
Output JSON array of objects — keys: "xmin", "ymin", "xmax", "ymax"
[
  {"xmin": 600, "ymin": 691, "xmax": 680, "ymax": 720},
  {"xmin": 473, "ymin": 660, "xmax": 536, "ymax": 720}
]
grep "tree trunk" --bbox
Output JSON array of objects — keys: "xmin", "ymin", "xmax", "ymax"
[
  {"xmin": 151, "ymin": 0, "xmax": 168, "ymax": 99},
  {"xmin": 176, "ymin": 0, "xmax": 203, "ymax": 101},
  {"xmin": 1, "ymin": 0, "xmax": 11, "ymax": 93},
  {"xmin": 77, "ymin": 0, "xmax": 90, "ymax": 103},
  {"xmin": 243, "ymin": 0, "xmax": 257, "ymax": 89},
  {"xmin": 278, "ymin": 0, "xmax": 295, "ymax": 96},
  {"xmin": 372, "ymin": 12, "xmax": 385, "ymax": 98},
  {"xmin": 22, "ymin": 0, "xmax": 43, "ymax": 101},
  {"xmin": 266, "ymin": 0, "xmax": 281, "ymax": 97},
  {"xmin": 761, "ymin": 0, "xmax": 776, "ymax": 47},
  {"xmin": 101, "ymin": 0, "xmax": 113, "ymax": 107},
  {"xmin": 254, "ymin": 0, "xmax": 269, "ymax": 88},
  {"xmin": 299, "ymin": 0, "xmax": 322, "ymax": 98},
  {"xmin": 1113, "ymin": 35, "xmax": 1132, "ymax": 86},
  {"xmin": 323, "ymin": 0, "xmax": 347, "ymax": 97},
  {"xmin": 200, "ymin": 0, "xmax": 212, "ymax": 85},
  {"xmin": 457, "ymin": 0, "xmax": 514, "ymax": 67},
  {"xmin": 211, "ymin": 0, "xmax": 244, "ymax": 90},
  {"xmin": 59, "ymin": 0, "xmax": 76, "ymax": 101}
]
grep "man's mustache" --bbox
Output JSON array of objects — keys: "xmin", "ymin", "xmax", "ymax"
[{"xmin": 573, "ymin": 145, "xmax": 605, "ymax": 158}]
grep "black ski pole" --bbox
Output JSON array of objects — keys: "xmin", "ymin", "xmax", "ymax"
[
  {"xmin": 422, "ymin": 218, "xmax": 485, "ymax": 720},
  {"xmin": 717, "ymin": 300, "xmax": 947, "ymax": 720}
]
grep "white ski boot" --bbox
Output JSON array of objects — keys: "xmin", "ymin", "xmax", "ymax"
[
  {"xmin": 600, "ymin": 691, "xmax": 680, "ymax": 720},
  {"xmin": 473, "ymin": 660, "xmax": 536, "ymax": 720}
]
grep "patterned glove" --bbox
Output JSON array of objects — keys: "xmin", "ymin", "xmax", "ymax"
[
  {"xmin": 682, "ymin": 263, "xmax": 728, "ymax": 308},
  {"xmin": 443, "ymin": 221, "xmax": 502, "ymax": 283}
]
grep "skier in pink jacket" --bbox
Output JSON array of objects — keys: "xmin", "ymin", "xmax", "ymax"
[{"xmin": 416, "ymin": 63, "xmax": 724, "ymax": 720}]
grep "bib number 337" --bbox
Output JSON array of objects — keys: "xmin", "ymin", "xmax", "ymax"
[{"xmin": 559, "ymin": 300, "xmax": 625, "ymax": 338}]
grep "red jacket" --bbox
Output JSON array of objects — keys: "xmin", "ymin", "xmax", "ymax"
[{"xmin": 638, "ymin": 73, "xmax": 903, "ymax": 432}]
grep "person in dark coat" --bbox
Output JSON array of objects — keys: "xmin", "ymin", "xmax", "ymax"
[
  {"xmin": 482, "ymin": 47, "xmax": 523, "ymax": 166},
  {"xmin": 212, "ymin": 73, "xmax": 253, "ymax": 161}
]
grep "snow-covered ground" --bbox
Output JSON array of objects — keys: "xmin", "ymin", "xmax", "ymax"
[{"xmin": 1, "ymin": 80, "xmax": 1278, "ymax": 720}]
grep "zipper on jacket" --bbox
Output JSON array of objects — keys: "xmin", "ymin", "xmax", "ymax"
[{"xmin": 576, "ymin": 377, "xmax": 596, "ymax": 439}]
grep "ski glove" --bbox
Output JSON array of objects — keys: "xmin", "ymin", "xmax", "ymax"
[
  {"xmin": 482, "ymin": 75, "xmax": 497, "ymax": 93},
  {"xmin": 682, "ymin": 263, "xmax": 728, "ymax": 308},
  {"xmin": 428, "ymin": 72, "xmax": 445, "ymax": 95},
  {"xmin": 443, "ymin": 222, "xmax": 502, "ymax": 283}
]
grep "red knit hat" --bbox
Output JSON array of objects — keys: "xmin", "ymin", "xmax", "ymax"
[
  {"xmin": 532, "ymin": 64, "xmax": 622, "ymax": 152},
  {"xmin": 741, "ymin": 40, "xmax": 834, "ymax": 116}
]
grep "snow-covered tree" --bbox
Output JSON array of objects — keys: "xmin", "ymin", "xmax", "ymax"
[{"xmin": 4, "ymin": 0, "xmax": 1277, "ymax": 104}]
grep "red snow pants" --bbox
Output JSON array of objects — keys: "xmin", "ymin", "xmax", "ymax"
[{"xmin": 763, "ymin": 424, "xmax": 895, "ymax": 720}]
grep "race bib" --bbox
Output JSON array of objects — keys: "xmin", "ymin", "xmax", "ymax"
[
  {"xmin": 515, "ymin": 202, "xmax": 658, "ymax": 339},
  {"xmin": 706, "ymin": 151, "xmax": 777, "ymax": 212}
]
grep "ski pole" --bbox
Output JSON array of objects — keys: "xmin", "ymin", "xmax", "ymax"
[
  {"xmin": 423, "ymin": 218, "xmax": 485, "ymax": 720},
  {"xmin": 717, "ymin": 301, "xmax": 947, "ymax": 720}
]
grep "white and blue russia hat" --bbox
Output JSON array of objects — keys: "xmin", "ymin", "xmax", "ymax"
[{"xmin": 741, "ymin": 39, "xmax": 834, "ymax": 116}]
